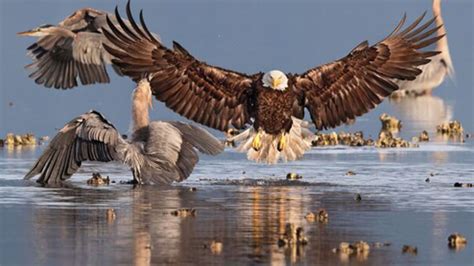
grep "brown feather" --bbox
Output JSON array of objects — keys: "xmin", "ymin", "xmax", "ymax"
[
  {"xmin": 103, "ymin": 4, "xmax": 257, "ymax": 131},
  {"xmin": 292, "ymin": 13, "xmax": 440, "ymax": 130}
]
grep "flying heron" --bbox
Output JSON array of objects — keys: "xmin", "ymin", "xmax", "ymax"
[
  {"xmin": 393, "ymin": 0, "xmax": 455, "ymax": 96},
  {"xmin": 24, "ymin": 80, "xmax": 224, "ymax": 185},
  {"xmin": 17, "ymin": 3, "xmax": 152, "ymax": 89}
]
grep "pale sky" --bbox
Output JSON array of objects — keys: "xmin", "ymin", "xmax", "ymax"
[{"xmin": 1, "ymin": 0, "xmax": 472, "ymax": 137}]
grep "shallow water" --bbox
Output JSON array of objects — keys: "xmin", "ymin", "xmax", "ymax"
[{"xmin": 1, "ymin": 135, "xmax": 473, "ymax": 265}]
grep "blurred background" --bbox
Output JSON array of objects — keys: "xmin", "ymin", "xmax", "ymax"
[{"xmin": 1, "ymin": 0, "xmax": 472, "ymax": 138}]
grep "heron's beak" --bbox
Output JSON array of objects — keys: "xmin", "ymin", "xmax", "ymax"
[{"xmin": 17, "ymin": 30, "xmax": 37, "ymax": 36}]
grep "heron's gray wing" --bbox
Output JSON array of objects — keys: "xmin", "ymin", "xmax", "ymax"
[
  {"xmin": 140, "ymin": 121, "xmax": 186, "ymax": 184},
  {"xmin": 141, "ymin": 121, "xmax": 223, "ymax": 184},
  {"xmin": 25, "ymin": 111, "xmax": 123, "ymax": 184},
  {"xmin": 26, "ymin": 31, "xmax": 111, "ymax": 89},
  {"xmin": 59, "ymin": 8, "xmax": 106, "ymax": 31},
  {"xmin": 168, "ymin": 122, "xmax": 224, "ymax": 155}
]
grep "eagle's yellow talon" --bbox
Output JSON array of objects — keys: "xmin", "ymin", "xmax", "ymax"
[
  {"xmin": 277, "ymin": 133, "xmax": 287, "ymax": 152},
  {"xmin": 252, "ymin": 132, "xmax": 262, "ymax": 151}
]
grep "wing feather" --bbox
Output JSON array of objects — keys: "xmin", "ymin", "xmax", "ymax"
[
  {"xmin": 24, "ymin": 111, "xmax": 123, "ymax": 184},
  {"xmin": 103, "ymin": 3, "xmax": 258, "ymax": 131},
  {"xmin": 292, "ymin": 13, "xmax": 442, "ymax": 130},
  {"xmin": 20, "ymin": 9, "xmax": 129, "ymax": 89}
]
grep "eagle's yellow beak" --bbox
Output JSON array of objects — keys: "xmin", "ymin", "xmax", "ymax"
[{"xmin": 272, "ymin": 78, "xmax": 281, "ymax": 89}]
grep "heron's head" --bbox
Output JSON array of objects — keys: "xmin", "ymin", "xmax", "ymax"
[
  {"xmin": 262, "ymin": 70, "xmax": 288, "ymax": 91},
  {"xmin": 17, "ymin": 24, "xmax": 55, "ymax": 37},
  {"xmin": 133, "ymin": 79, "xmax": 153, "ymax": 110}
]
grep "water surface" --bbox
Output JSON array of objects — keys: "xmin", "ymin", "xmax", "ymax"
[{"xmin": 1, "ymin": 137, "xmax": 473, "ymax": 265}]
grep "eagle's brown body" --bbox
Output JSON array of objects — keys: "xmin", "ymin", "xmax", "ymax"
[
  {"xmin": 103, "ymin": 3, "xmax": 444, "ymax": 163},
  {"xmin": 252, "ymin": 80, "xmax": 298, "ymax": 134}
]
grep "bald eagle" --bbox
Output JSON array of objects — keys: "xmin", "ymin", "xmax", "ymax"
[{"xmin": 103, "ymin": 3, "xmax": 443, "ymax": 163}]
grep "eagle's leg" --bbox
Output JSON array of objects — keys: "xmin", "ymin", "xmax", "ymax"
[
  {"xmin": 277, "ymin": 132, "xmax": 287, "ymax": 152},
  {"xmin": 252, "ymin": 130, "xmax": 263, "ymax": 151}
]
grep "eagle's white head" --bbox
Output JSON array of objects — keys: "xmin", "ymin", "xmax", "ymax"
[{"xmin": 262, "ymin": 70, "xmax": 288, "ymax": 91}]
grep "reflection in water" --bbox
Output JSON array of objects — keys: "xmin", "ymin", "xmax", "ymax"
[
  {"xmin": 27, "ymin": 185, "xmax": 397, "ymax": 265},
  {"xmin": 4, "ymin": 144, "xmax": 37, "ymax": 157},
  {"xmin": 0, "ymin": 172, "xmax": 468, "ymax": 265},
  {"xmin": 389, "ymin": 95, "xmax": 453, "ymax": 136},
  {"xmin": 389, "ymin": 95, "xmax": 461, "ymax": 164}
]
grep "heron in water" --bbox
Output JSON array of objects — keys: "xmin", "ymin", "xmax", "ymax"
[
  {"xmin": 17, "ymin": 2, "xmax": 150, "ymax": 89},
  {"xmin": 25, "ymin": 80, "xmax": 224, "ymax": 185},
  {"xmin": 393, "ymin": 0, "xmax": 455, "ymax": 97}
]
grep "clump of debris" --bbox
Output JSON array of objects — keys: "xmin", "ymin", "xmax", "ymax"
[
  {"xmin": 170, "ymin": 208, "xmax": 197, "ymax": 217},
  {"xmin": 278, "ymin": 223, "xmax": 308, "ymax": 247},
  {"xmin": 311, "ymin": 114, "xmax": 417, "ymax": 148},
  {"xmin": 203, "ymin": 240, "xmax": 223, "ymax": 255},
  {"xmin": 375, "ymin": 130, "xmax": 418, "ymax": 148},
  {"xmin": 332, "ymin": 241, "xmax": 370, "ymax": 256},
  {"xmin": 286, "ymin": 172, "xmax": 303, "ymax": 180},
  {"xmin": 224, "ymin": 128, "xmax": 240, "ymax": 147},
  {"xmin": 380, "ymin": 113, "xmax": 402, "ymax": 132},
  {"xmin": 448, "ymin": 233, "xmax": 467, "ymax": 249},
  {"xmin": 86, "ymin": 172, "xmax": 110, "ymax": 186},
  {"xmin": 418, "ymin": 130, "xmax": 430, "ymax": 142},
  {"xmin": 437, "ymin": 121, "xmax": 464, "ymax": 135},
  {"xmin": 345, "ymin": 171, "xmax": 356, "ymax": 176},
  {"xmin": 305, "ymin": 208, "xmax": 328, "ymax": 223},
  {"xmin": 1, "ymin": 133, "xmax": 37, "ymax": 146},
  {"xmin": 402, "ymin": 245, "xmax": 418, "ymax": 255},
  {"xmin": 454, "ymin": 182, "xmax": 473, "ymax": 188},
  {"xmin": 312, "ymin": 131, "xmax": 373, "ymax": 147}
]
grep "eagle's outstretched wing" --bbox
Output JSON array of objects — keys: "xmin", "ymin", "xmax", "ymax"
[
  {"xmin": 292, "ymin": 13, "xmax": 443, "ymax": 130},
  {"xmin": 25, "ymin": 111, "xmax": 123, "ymax": 184},
  {"xmin": 103, "ymin": 1, "xmax": 257, "ymax": 131}
]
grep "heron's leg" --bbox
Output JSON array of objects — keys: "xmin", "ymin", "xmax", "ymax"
[
  {"xmin": 252, "ymin": 129, "xmax": 263, "ymax": 151},
  {"xmin": 277, "ymin": 132, "xmax": 287, "ymax": 152}
]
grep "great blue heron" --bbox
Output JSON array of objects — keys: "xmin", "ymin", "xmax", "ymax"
[
  {"xmin": 17, "ymin": 3, "xmax": 150, "ymax": 89},
  {"xmin": 393, "ymin": 0, "xmax": 455, "ymax": 96},
  {"xmin": 24, "ymin": 80, "xmax": 224, "ymax": 185}
]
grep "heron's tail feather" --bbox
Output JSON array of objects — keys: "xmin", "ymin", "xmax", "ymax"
[
  {"xmin": 169, "ymin": 122, "xmax": 224, "ymax": 155},
  {"xmin": 230, "ymin": 118, "xmax": 312, "ymax": 164}
]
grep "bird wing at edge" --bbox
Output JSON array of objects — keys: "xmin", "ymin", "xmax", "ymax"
[
  {"xmin": 102, "ymin": 1, "xmax": 258, "ymax": 132},
  {"xmin": 24, "ymin": 111, "xmax": 123, "ymax": 184},
  {"xmin": 291, "ymin": 13, "xmax": 444, "ymax": 130},
  {"xmin": 24, "ymin": 9, "xmax": 113, "ymax": 89}
]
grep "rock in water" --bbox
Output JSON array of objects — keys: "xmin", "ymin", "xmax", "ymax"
[
  {"xmin": 86, "ymin": 172, "xmax": 110, "ymax": 186},
  {"xmin": 278, "ymin": 223, "xmax": 308, "ymax": 247},
  {"xmin": 380, "ymin": 113, "xmax": 402, "ymax": 132},
  {"xmin": 419, "ymin": 131, "xmax": 430, "ymax": 142},
  {"xmin": 402, "ymin": 245, "xmax": 418, "ymax": 255},
  {"xmin": 170, "ymin": 208, "xmax": 197, "ymax": 217},
  {"xmin": 448, "ymin": 233, "xmax": 467, "ymax": 249},
  {"xmin": 437, "ymin": 121, "xmax": 464, "ymax": 135}
]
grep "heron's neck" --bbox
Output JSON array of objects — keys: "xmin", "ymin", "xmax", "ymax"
[
  {"xmin": 132, "ymin": 98, "xmax": 150, "ymax": 132},
  {"xmin": 432, "ymin": 0, "xmax": 447, "ymax": 50}
]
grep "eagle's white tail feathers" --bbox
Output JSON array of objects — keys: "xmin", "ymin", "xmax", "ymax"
[{"xmin": 231, "ymin": 117, "xmax": 312, "ymax": 164}]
